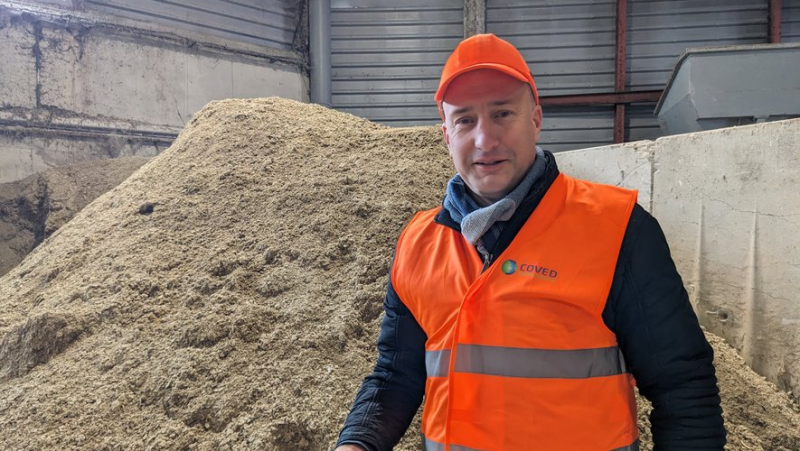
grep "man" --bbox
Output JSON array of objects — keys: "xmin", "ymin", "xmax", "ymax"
[{"xmin": 335, "ymin": 34, "xmax": 725, "ymax": 451}]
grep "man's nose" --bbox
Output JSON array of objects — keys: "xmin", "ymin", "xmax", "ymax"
[{"xmin": 474, "ymin": 118, "xmax": 500, "ymax": 152}]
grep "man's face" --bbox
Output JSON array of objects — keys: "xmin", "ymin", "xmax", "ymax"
[{"xmin": 441, "ymin": 69, "xmax": 542, "ymax": 206}]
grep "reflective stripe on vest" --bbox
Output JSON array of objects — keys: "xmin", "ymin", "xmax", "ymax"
[
  {"xmin": 426, "ymin": 344, "xmax": 627, "ymax": 379},
  {"xmin": 424, "ymin": 436, "xmax": 478, "ymax": 451},
  {"xmin": 426, "ymin": 349, "xmax": 451, "ymax": 377},
  {"xmin": 424, "ymin": 436, "xmax": 641, "ymax": 451}
]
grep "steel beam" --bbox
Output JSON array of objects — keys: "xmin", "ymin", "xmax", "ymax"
[
  {"xmin": 769, "ymin": 0, "xmax": 782, "ymax": 44},
  {"xmin": 540, "ymin": 91, "xmax": 662, "ymax": 107},
  {"xmin": 613, "ymin": 0, "xmax": 628, "ymax": 143},
  {"xmin": 309, "ymin": 0, "xmax": 331, "ymax": 106},
  {"xmin": 464, "ymin": 0, "xmax": 486, "ymax": 37}
]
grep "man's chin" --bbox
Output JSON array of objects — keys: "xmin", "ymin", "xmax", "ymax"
[{"xmin": 470, "ymin": 187, "xmax": 508, "ymax": 206}]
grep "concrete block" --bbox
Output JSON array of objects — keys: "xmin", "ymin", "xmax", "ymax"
[
  {"xmin": 0, "ymin": 133, "xmax": 160, "ymax": 183},
  {"xmin": 39, "ymin": 27, "xmax": 190, "ymax": 127},
  {"xmin": 556, "ymin": 141, "xmax": 653, "ymax": 212},
  {"xmin": 230, "ymin": 62, "xmax": 306, "ymax": 105},
  {"xmin": 186, "ymin": 53, "xmax": 306, "ymax": 116},
  {"xmin": 652, "ymin": 118, "xmax": 800, "ymax": 396},
  {"xmin": 40, "ymin": 26, "xmax": 307, "ymax": 128},
  {"xmin": 0, "ymin": 14, "xmax": 36, "ymax": 108},
  {"xmin": 0, "ymin": 138, "xmax": 47, "ymax": 183}
]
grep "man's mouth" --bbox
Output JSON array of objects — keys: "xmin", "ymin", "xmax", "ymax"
[{"xmin": 475, "ymin": 160, "xmax": 504, "ymax": 166}]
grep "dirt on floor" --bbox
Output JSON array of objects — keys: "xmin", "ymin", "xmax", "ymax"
[
  {"xmin": 0, "ymin": 157, "xmax": 150, "ymax": 277},
  {"xmin": 0, "ymin": 98, "xmax": 797, "ymax": 450}
]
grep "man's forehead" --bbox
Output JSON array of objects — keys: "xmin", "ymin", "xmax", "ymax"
[
  {"xmin": 446, "ymin": 99, "xmax": 517, "ymax": 116},
  {"xmin": 443, "ymin": 79, "xmax": 530, "ymax": 111}
]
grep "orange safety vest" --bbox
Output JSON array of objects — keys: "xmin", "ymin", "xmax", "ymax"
[{"xmin": 392, "ymin": 173, "xmax": 640, "ymax": 451}]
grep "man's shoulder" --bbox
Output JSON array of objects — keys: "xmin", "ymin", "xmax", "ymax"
[
  {"xmin": 561, "ymin": 172, "xmax": 638, "ymax": 196},
  {"xmin": 399, "ymin": 206, "xmax": 445, "ymax": 237},
  {"xmin": 556, "ymin": 174, "xmax": 639, "ymax": 219},
  {"xmin": 410, "ymin": 206, "xmax": 442, "ymax": 223}
]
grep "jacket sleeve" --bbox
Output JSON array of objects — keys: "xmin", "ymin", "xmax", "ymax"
[
  {"xmin": 336, "ymin": 273, "xmax": 428, "ymax": 451},
  {"xmin": 603, "ymin": 204, "xmax": 726, "ymax": 450}
]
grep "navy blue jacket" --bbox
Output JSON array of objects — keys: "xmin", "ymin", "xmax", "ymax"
[{"xmin": 337, "ymin": 151, "xmax": 725, "ymax": 450}]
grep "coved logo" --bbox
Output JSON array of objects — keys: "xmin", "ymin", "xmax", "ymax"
[
  {"xmin": 500, "ymin": 259, "xmax": 558, "ymax": 281},
  {"xmin": 501, "ymin": 260, "xmax": 517, "ymax": 275}
]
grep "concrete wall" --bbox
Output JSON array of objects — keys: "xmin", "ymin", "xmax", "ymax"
[
  {"xmin": 557, "ymin": 140, "xmax": 654, "ymax": 212},
  {"xmin": 0, "ymin": 1, "xmax": 308, "ymax": 183},
  {"xmin": 557, "ymin": 118, "xmax": 800, "ymax": 397}
]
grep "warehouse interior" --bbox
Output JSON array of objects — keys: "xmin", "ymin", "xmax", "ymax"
[
  {"xmin": 3, "ymin": 0, "xmax": 799, "ymax": 183},
  {"xmin": 0, "ymin": 0, "xmax": 799, "ymax": 449}
]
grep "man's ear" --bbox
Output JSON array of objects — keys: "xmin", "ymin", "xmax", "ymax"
[
  {"xmin": 441, "ymin": 123, "xmax": 451, "ymax": 147},
  {"xmin": 532, "ymin": 104, "xmax": 543, "ymax": 141}
]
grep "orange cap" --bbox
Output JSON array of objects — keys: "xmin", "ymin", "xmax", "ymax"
[{"xmin": 435, "ymin": 33, "xmax": 539, "ymax": 106}]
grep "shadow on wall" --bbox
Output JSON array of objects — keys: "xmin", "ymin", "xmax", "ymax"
[{"xmin": 0, "ymin": 157, "xmax": 149, "ymax": 277}]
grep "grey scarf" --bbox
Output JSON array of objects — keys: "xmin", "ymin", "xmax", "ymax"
[{"xmin": 443, "ymin": 146, "xmax": 546, "ymax": 258}]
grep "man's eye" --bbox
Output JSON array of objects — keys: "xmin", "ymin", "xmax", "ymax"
[
  {"xmin": 455, "ymin": 118, "xmax": 473, "ymax": 125},
  {"xmin": 497, "ymin": 110, "xmax": 512, "ymax": 118}
]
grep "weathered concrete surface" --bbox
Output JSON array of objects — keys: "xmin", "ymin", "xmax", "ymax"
[
  {"xmin": 0, "ymin": 14, "xmax": 35, "ymax": 108},
  {"xmin": 40, "ymin": 27, "xmax": 306, "ymax": 128},
  {"xmin": 186, "ymin": 54, "xmax": 306, "ymax": 116},
  {"xmin": 652, "ymin": 118, "xmax": 800, "ymax": 397},
  {"xmin": 0, "ymin": 1, "xmax": 308, "ymax": 182},
  {"xmin": 0, "ymin": 156, "xmax": 149, "ymax": 276},
  {"xmin": 557, "ymin": 141, "xmax": 653, "ymax": 212},
  {"xmin": 0, "ymin": 138, "xmax": 46, "ymax": 184},
  {"xmin": 0, "ymin": 133, "xmax": 160, "ymax": 183},
  {"xmin": 558, "ymin": 118, "xmax": 800, "ymax": 397},
  {"xmin": 39, "ymin": 27, "xmax": 190, "ymax": 128}
]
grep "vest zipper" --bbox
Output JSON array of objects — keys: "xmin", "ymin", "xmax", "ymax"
[{"xmin": 482, "ymin": 253, "xmax": 493, "ymax": 273}]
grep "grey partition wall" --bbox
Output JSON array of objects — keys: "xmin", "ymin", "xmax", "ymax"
[{"xmin": 330, "ymin": 0, "xmax": 464, "ymax": 126}]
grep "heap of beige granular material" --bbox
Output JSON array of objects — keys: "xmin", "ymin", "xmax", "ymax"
[
  {"xmin": 0, "ymin": 157, "xmax": 149, "ymax": 276},
  {"xmin": 0, "ymin": 98, "xmax": 797, "ymax": 450}
]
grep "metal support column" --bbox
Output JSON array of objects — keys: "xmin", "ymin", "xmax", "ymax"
[
  {"xmin": 464, "ymin": 0, "xmax": 486, "ymax": 37},
  {"xmin": 540, "ymin": 91, "xmax": 662, "ymax": 107},
  {"xmin": 613, "ymin": 0, "xmax": 628, "ymax": 144},
  {"xmin": 769, "ymin": 0, "xmax": 782, "ymax": 44},
  {"xmin": 309, "ymin": 0, "xmax": 331, "ymax": 106}
]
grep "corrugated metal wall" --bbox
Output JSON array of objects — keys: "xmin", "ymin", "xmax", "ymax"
[
  {"xmin": 486, "ymin": 0, "xmax": 616, "ymax": 151},
  {"xmin": 483, "ymin": 0, "xmax": 774, "ymax": 150},
  {"xmin": 540, "ymin": 108, "xmax": 614, "ymax": 152},
  {"xmin": 330, "ymin": 0, "xmax": 463, "ymax": 126},
  {"xmin": 626, "ymin": 103, "xmax": 661, "ymax": 142},
  {"xmin": 624, "ymin": 0, "xmax": 769, "ymax": 144},
  {"xmin": 785, "ymin": 0, "xmax": 800, "ymax": 42},
  {"xmin": 487, "ymin": 0, "xmax": 617, "ymax": 96},
  {"xmin": 627, "ymin": 0, "xmax": 767, "ymax": 91},
  {"xmin": 330, "ymin": 0, "xmax": 785, "ymax": 151},
  {"xmin": 85, "ymin": 0, "xmax": 300, "ymax": 50}
]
